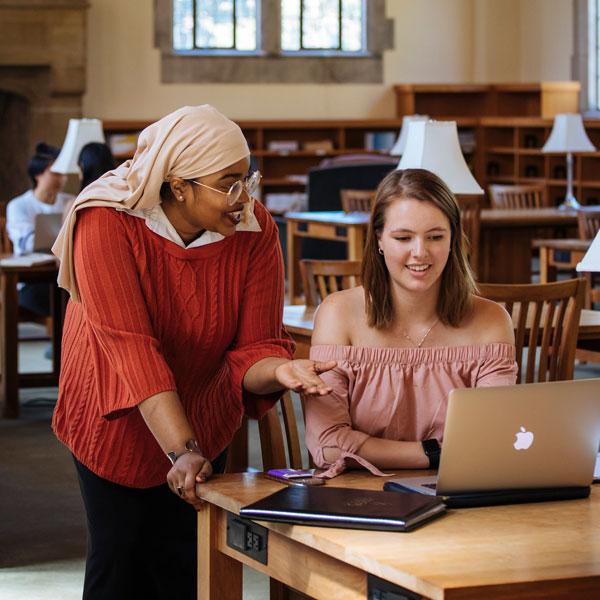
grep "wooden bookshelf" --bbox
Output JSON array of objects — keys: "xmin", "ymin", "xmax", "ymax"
[
  {"xmin": 394, "ymin": 82, "xmax": 580, "ymax": 119},
  {"xmin": 103, "ymin": 82, "xmax": 597, "ymax": 208},
  {"xmin": 481, "ymin": 117, "xmax": 600, "ymax": 206},
  {"xmin": 103, "ymin": 117, "xmax": 480, "ymax": 197}
]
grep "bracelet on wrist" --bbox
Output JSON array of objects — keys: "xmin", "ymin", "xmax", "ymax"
[{"xmin": 166, "ymin": 438, "xmax": 203, "ymax": 466}]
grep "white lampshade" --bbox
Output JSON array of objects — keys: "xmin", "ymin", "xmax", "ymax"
[
  {"xmin": 397, "ymin": 120, "xmax": 484, "ymax": 194},
  {"xmin": 51, "ymin": 118, "xmax": 105, "ymax": 174},
  {"xmin": 389, "ymin": 114, "xmax": 429, "ymax": 156},
  {"xmin": 576, "ymin": 231, "xmax": 600, "ymax": 272},
  {"xmin": 542, "ymin": 113, "xmax": 596, "ymax": 153}
]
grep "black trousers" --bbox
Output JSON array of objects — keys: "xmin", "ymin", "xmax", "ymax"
[{"xmin": 73, "ymin": 451, "xmax": 227, "ymax": 600}]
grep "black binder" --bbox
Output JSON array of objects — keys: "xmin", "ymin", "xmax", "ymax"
[{"xmin": 240, "ymin": 485, "xmax": 446, "ymax": 532}]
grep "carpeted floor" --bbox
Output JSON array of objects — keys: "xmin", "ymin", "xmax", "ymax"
[{"xmin": 0, "ymin": 389, "xmax": 85, "ymax": 570}]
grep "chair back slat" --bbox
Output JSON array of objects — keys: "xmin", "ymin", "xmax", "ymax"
[
  {"xmin": 300, "ymin": 259, "xmax": 362, "ymax": 306},
  {"xmin": 538, "ymin": 301, "xmax": 556, "ymax": 382},
  {"xmin": 258, "ymin": 391, "xmax": 304, "ymax": 471},
  {"xmin": 524, "ymin": 301, "xmax": 542, "ymax": 382},
  {"xmin": 340, "ymin": 189, "xmax": 375, "ymax": 213},
  {"xmin": 488, "ymin": 184, "xmax": 548, "ymax": 209},
  {"xmin": 280, "ymin": 392, "xmax": 303, "ymax": 469},
  {"xmin": 258, "ymin": 406, "xmax": 288, "ymax": 470},
  {"xmin": 478, "ymin": 279, "xmax": 586, "ymax": 383}
]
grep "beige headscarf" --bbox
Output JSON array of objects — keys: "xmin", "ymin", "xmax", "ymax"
[{"xmin": 52, "ymin": 105, "xmax": 252, "ymax": 302}]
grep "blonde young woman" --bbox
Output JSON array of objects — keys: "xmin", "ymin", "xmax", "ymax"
[
  {"xmin": 52, "ymin": 105, "xmax": 335, "ymax": 599},
  {"xmin": 304, "ymin": 168, "xmax": 518, "ymax": 478}
]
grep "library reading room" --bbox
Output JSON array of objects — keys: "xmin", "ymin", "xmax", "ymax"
[{"xmin": 2, "ymin": 1, "xmax": 600, "ymax": 599}]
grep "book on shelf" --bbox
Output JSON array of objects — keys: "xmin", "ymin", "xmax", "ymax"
[
  {"xmin": 303, "ymin": 140, "xmax": 334, "ymax": 153},
  {"xmin": 268, "ymin": 140, "xmax": 299, "ymax": 152},
  {"xmin": 364, "ymin": 131, "xmax": 397, "ymax": 152}
]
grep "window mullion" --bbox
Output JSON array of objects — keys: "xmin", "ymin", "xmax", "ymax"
[
  {"xmin": 338, "ymin": 0, "xmax": 342, "ymax": 50},
  {"xmin": 300, "ymin": 0, "xmax": 305, "ymax": 50}
]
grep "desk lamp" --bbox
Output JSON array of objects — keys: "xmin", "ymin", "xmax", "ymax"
[
  {"xmin": 390, "ymin": 114, "xmax": 429, "ymax": 157},
  {"xmin": 542, "ymin": 113, "xmax": 596, "ymax": 210},
  {"xmin": 397, "ymin": 120, "xmax": 484, "ymax": 195},
  {"xmin": 51, "ymin": 118, "xmax": 105, "ymax": 175}
]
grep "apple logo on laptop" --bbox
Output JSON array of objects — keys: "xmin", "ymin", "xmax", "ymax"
[{"xmin": 513, "ymin": 426, "xmax": 534, "ymax": 450}]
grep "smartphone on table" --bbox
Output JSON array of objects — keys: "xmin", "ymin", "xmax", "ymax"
[{"xmin": 265, "ymin": 468, "xmax": 325, "ymax": 486}]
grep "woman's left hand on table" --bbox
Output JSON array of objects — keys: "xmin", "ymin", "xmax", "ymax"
[{"xmin": 274, "ymin": 359, "xmax": 337, "ymax": 396}]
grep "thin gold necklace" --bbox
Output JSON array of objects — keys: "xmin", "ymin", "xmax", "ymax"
[{"xmin": 402, "ymin": 318, "xmax": 439, "ymax": 348}]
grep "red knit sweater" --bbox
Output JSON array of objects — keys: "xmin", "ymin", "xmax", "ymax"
[{"xmin": 52, "ymin": 203, "xmax": 294, "ymax": 488}]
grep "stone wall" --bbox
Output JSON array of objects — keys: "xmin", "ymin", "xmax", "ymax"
[{"xmin": 0, "ymin": 0, "xmax": 87, "ymax": 203}]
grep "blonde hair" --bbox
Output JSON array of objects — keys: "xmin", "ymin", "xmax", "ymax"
[{"xmin": 362, "ymin": 168, "xmax": 477, "ymax": 329}]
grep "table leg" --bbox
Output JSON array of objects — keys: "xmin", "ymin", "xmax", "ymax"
[
  {"xmin": 1, "ymin": 272, "xmax": 20, "ymax": 418},
  {"xmin": 539, "ymin": 247, "xmax": 549, "ymax": 284},
  {"xmin": 286, "ymin": 221, "xmax": 303, "ymax": 304},
  {"xmin": 198, "ymin": 504, "xmax": 243, "ymax": 600},
  {"xmin": 347, "ymin": 225, "xmax": 365, "ymax": 261}
]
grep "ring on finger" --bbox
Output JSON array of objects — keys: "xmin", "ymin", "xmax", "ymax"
[{"xmin": 177, "ymin": 486, "xmax": 184, "ymax": 497}]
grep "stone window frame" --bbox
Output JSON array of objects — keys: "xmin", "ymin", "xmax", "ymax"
[
  {"xmin": 573, "ymin": 0, "xmax": 600, "ymax": 115},
  {"xmin": 155, "ymin": 0, "xmax": 393, "ymax": 83}
]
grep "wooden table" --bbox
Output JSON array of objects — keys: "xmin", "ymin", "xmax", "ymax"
[
  {"xmin": 197, "ymin": 471, "xmax": 600, "ymax": 599},
  {"xmin": 283, "ymin": 304, "xmax": 600, "ymax": 358},
  {"xmin": 0, "ymin": 260, "xmax": 66, "ymax": 418},
  {"xmin": 285, "ymin": 209, "xmax": 578, "ymax": 304},
  {"xmin": 532, "ymin": 238, "xmax": 591, "ymax": 284}
]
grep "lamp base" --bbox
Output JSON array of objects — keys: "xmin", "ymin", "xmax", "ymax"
[{"xmin": 558, "ymin": 196, "xmax": 581, "ymax": 210}]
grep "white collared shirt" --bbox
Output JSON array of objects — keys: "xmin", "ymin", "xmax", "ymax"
[{"xmin": 117, "ymin": 203, "xmax": 261, "ymax": 248}]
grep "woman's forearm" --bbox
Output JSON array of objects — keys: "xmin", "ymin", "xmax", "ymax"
[
  {"xmin": 243, "ymin": 357, "xmax": 288, "ymax": 394},
  {"xmin": 138, "ymin": 390, "xmax": 197, "ymax": 455},
  {"xmin": 323, "ymin": 437, "xmax": 429, "ymax": 469}
]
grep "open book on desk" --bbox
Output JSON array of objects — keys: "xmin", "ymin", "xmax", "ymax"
[{"xmin": 0, "ymin": 253, "xmax": 57, "ymax": 267}]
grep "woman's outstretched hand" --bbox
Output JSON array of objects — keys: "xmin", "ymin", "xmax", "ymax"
[{"xmin": 274, "ymin": 359, "xmax": 337, "ymax": 396}]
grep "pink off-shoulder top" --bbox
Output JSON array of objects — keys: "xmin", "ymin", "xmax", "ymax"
[{"xmin": 305, "ymin": 343, "xmax": 518, "ymax": 477}]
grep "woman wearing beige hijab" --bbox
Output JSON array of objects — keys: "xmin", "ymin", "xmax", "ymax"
[{"xmin": 51, "ymin": 105, "xmax": 335, "ymax": 599}]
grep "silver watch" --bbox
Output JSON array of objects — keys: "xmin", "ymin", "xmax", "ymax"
[{"xmin": 166, "ymin": 439, "xmax": 202, "ymax": 465}]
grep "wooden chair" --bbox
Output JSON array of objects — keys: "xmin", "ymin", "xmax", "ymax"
[
  {"xmin": 299, "ymin": 259, "xmax": 362, "ymax": 307},
  {"xmin": 258, "ymin": 392, "xmax": 304, "ymax": 470},
  {"xmin": 340, "ymin": 189, "xmax": 375, "ymax": 213},
  {"xmin": 478, "ymin": 278, "xmax": 586, "ymax": 383},
  {"xmin": 488, "ymin": 184, "xmax": 549, "ymax": 209},
  {"xmin": 456, "ymin": 195, "xmax": 481, "ymax": 276},
  {"xmin": 577, "ymin": 206, "xmax": 600, "ymax": 240},
  {"xmin": 258, "ymin": 393, "xmax": 312, "ymax": 600}
]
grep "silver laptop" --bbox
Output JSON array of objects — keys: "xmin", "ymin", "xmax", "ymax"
[
  {"xmin": 33, "ymin": 213, "xmax": 63, "ymax": 252},
  {"xmin": 386, "ymin": 379, "xmax": 600, "ymax": 499}
]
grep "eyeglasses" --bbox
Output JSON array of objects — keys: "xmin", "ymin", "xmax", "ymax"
[{"xmin": 191, "ymin": 170, "xmax": 262, "ymax": 206}]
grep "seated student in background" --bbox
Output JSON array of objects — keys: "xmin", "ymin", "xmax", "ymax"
[
  {"xmin": 6, "ymin": 142, "xmax": 74, "ymax": 316},
  {"xmin": 305, "ymin": 168, "xmax": 518, "ymax": 478},
  {"xmin": 78, "ymin": 141, "xmax": 115, "ymax": 191},
  {"xmin": 61, "ymin": 141, "xmax": 117, "ymax": 219}
]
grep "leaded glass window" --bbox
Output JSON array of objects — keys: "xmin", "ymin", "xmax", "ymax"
[
  {"xmin": 173, "ymin": 0, "xmax": 258, "ymax": 51},
  {"xmin": 281, "ymin": 0, "xmax": 364, "ymax": 53}
]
